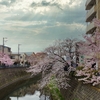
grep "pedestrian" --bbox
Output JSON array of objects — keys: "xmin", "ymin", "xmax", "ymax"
[
  {"xmin": 92, "ymin": 63, "xmax": 96, "ymax": 68},
  {"xmin": 71, "ymin": 61, "xmax": 78, "ymax": 68},
  {"xmin": 64, "ymin": 62, "xmax": 69, "ymax": 71}
]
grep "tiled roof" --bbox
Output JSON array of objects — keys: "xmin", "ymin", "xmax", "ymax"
[{"xmin": 0, "ymin": 45, "xmax": 11, "ymax": 48}]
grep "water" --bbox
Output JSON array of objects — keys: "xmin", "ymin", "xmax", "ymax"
[
  {"xmin": 9, "ymin": 91, "xmax": 49, "ymax": 100},
  {"xmin": 4, "ymin": 82, "xmax": 50, "ymax": 100},
  {"xmin": 10, "ymin": 91, "xmax": 40, "ymax": 100}
]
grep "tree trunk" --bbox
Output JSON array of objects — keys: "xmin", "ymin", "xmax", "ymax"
[
  {"xmin": 97, "ymin": 60, "xmax": 100, "ymax": 72},
  {"xmin": 96, "ymin": 52, "xmax": 100, "ymax": 72},
  {"xmin": 96, "ymin": 60, "xmax": 98, "ymax": 70}
]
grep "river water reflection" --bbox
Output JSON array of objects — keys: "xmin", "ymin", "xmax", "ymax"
[
  {"xmin": 4, "ymin": 81, "xmax": 50, "ymax": 100},
  {"xmin": 10, "ymin": 91, "xmax": 49, "ymax": 100},
  {"xmin": 10, "ymin": 91, "xmax": 40, "ymax": 100}
]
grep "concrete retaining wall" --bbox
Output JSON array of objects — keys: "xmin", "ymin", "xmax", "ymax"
[
  {"xmin": 61, "ymin": 77, "xmax": 100, "ymax": 100},
  {"xmin": 0, "ymin": 67, "xmax": 29, "ymax": 89}
]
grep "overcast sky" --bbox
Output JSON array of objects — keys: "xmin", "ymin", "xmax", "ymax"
[
  {"xmin": 10, "ymin": 91, "xmax": 40, "ymax": 100},
  {"xmin": 0, "ymin": 0, "xmax": 86, "ymax": 53}
]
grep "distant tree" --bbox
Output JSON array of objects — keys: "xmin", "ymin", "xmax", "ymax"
[
  {"xmin": 26, "ymin": 53, "xmax": 37, "ymax": 66},
  {"xmin": 27, "ymin": 52, "xmax": 47, "ymax": 66}
]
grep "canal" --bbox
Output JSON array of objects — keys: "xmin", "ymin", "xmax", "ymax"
[
  {"xmin": 0, "ymin": 73, "xmax": 50, "ymax": 100},
  {"xmin": 5, "ymin": 81, "xmax": 50, "ymax": 100}
]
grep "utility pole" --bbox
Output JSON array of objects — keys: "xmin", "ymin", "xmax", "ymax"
[
  {"xmin": 18, "ymin": 44, "xmax": 21, "ymax": 63},
  {"xmin": 2, "ymin": 37, "xmax": 7, "ymax": 54}
]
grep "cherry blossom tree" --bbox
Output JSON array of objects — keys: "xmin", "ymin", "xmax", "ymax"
[
  {"xmin": 27, "ymin": 52, "xmax": 47, "ymax": 66},
  {"xmin": 75, "ymin": 65, "xmax": 100, "ymax": 86},
  {"xmin": 75, "ymin": 18, "xmax": 100, "ymax": 86},
  {"xmin": 0, "ymin": 53, "xmax": 14, "ymax": 66},
  {"xmin": 77, "ymin": 19, "xmax": 100, "ymax": 70},
  {"xmin": 26, "ymin": 53, "xmax": 38, "ymax": 66},
  {"xmin": 61, "ymin": 38, "xmax": 77, "ymax": 60},
  {"xmin": 44, "ymin": 39, "xmax": 77, "ymax": 65},
  {"xmin": 26, "ymin": 39, "xmax": 78, "ymax": 90},
  {"xmin": 27, "ymin": 55, "xmax": 70, "ymax": 90}
]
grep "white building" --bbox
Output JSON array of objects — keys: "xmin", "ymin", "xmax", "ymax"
[
  {"xmin": 0, "ymin": 45, "xmax": 12, "ymax": 55},
  {"xmin": 86, "ymin": 0, "xmax": 100, "ymax": 34}
]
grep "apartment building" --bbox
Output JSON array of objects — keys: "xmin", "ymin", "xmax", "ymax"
[
  {"xmin": 86, "ymin": 0, "xmax": 100, "ymax": 34},
  {"xmin": 0, "ymin": 45, "xmax": 12, "ymax": 55}
]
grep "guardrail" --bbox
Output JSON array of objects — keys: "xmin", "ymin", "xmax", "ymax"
[{"xmin": 0, "ymin": 65, "xmax": 30, "ymax": 69}]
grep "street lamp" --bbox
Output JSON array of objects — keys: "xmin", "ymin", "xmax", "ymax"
[
  {"xmin": 18, "ymin": 44, "xmax": 21, "ymax": 63},
  {"xmin": 2, "ymin": 37, "xmax": 7, "ymax": 54}
]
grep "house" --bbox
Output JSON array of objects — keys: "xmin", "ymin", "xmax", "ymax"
[
  {"xmin": 11, "ymin": 53, "xmax": 30, "ymax": 67},
  {"xmin": 0, "ymin": 45, "xmax": 12, "ymax": 55}
]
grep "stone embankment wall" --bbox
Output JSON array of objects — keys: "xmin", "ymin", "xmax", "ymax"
[
  {"xmin": 0, "ymin": 68, "xmax": 41, "ymax": 100},
  {"xmin": 1, "ymin": 68, "xmax": 100, "ymax": 100},
  {"xmin": 0, "ymin": 67, "xmax": 29, "ymax": 89},
  {"xmin": 61, "ymin": 77, "xmax": 100, "ymax": 100}
]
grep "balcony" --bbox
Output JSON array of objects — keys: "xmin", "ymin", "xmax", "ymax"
[
  {"xmin": 86, "ymin": 22, "xmax": 96, "ymax": 34},
  {"xmin": 86, "ymin": 5, "xmax": 96, "ymax": 22},
  {"xmin": 85, "ymin": 0, "xmax": 96, "ymax": 10}
]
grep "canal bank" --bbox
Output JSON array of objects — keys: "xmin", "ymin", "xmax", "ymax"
[
  {"xmin": 0, "ymin": 67, "xmax": 29, "ymax": 89},
  {"xmin": 1, "ymin": 68, "xmax": 100, "ymax": 100},
  {"xmin": 60, "ymin": 76, "xmax": 100, "ymax": 100},
  {"xmin": 0, "ymin": 73, "xmax": 42, "ymax": 100},
  {"xmin": 0, "ymin": 68, "xmax": 42, "ymax": 100}
]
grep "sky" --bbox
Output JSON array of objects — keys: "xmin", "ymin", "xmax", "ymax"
[
  {"xmin": 10, "ymin": 90, "xmax": 49, "ymax": 100},
  {"xmin": 10, "ymin": 91, "xmax": 41, "ymax": 100},
  {"xmin": 0, "ymin": 0, "xmax": 86, "ymax": 53}
]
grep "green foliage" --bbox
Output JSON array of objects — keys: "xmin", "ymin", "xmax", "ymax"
[
  {"xmin": 76, "ymin": 66, "xmax": 84, "ymax": 70},
  {"xmin": 73, "ymin": 99, "xmax": 79, "ymax": 100},
  {"xmin": 69, "ymin": 71, "xmax": 76, "ymax": 77},
  {"xmin": 46, "ymin": 76, "xmax": 65, "ymax": 100}
]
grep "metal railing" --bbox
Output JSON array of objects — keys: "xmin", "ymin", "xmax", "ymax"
[
  {"xmin": 86, "ymin": 5, "xmax": 96, "ymax": 21},
  {"xmin": 0, "ymin": 65, "xmax": 30, "ymax": 69},
  {"xmin": 86, "ymin": 21, "xmax": 96, "ymax": 33},
  {"xmin": 86, "ymin": 0, "xmax": 91, "ymax": 6}
]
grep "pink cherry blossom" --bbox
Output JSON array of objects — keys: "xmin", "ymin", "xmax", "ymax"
[{"xmin": 0, "ymin": 53, "xmax": 13, "ymax": 66}]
